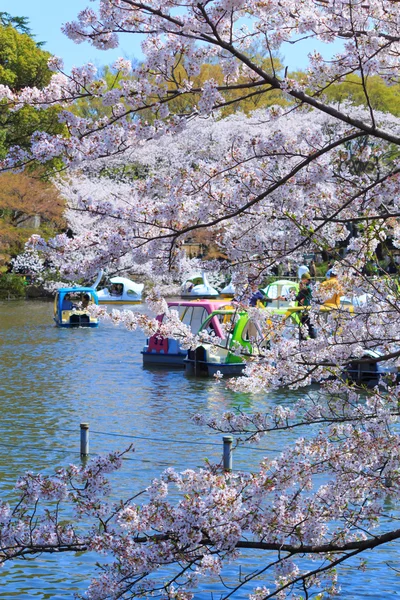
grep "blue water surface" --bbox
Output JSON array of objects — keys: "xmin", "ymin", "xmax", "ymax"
[{"xmin": 0, "ymin": 300, "xmax": 398, "ymax": 598}]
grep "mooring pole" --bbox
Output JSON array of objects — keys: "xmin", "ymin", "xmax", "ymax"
[
  {"xmin": 223, "ymin": 435, "xmax": 233, "ymax": 472},
  {"xmin": 80, "ymin": 423, "xmax": 89, "ymax": 456}
]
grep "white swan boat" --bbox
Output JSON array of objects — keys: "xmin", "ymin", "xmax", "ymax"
[
  {"xmin": 219, "ymin": 281, "xmax": 236, "ymax": 298},
  {"xmin": 181, "ymin": 272, "xmax": 219, "ymax": 299},
  {"xmin": 96, "ymin": 276, "xmax": 144, "ymax": 304}
]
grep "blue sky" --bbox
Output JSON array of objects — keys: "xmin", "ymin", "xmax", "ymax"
[
  {"xmin": 2, "ymin": 0, "xmax": 341, "ymax": 73},
  {"xmin": 1, "ymin": 0, "xmax": 141, "ymax": 71}
]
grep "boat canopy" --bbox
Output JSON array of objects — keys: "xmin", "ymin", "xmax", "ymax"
[
  {"xmin": 108, "ymin": 276, "xmax": 144, "ymax": 295},
  {"xmin": 262, "ymin": 279, "xmax": 299, "ymax": 299}
]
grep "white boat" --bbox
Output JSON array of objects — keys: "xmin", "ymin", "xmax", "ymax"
[
  {"xmin": 219, "ymin": 281, "xmax": 236, "ymax": 298},
  {"xmin": 96, "ymin": 276, "xmax": 144, "ymax": 304},
  {"xmin": 261, "ymin": 279, "xmax": 299, "ymax": 309},
  {"xmin": 181, "ymin": 272, "xmax": 219, "ymax": 299},
  {"xmin": 340, "ymin": 293, "xmax": 369, "ymax": 307}
]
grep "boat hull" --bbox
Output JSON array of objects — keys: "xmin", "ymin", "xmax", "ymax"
[
  {"xmin": 54, "ymin": 318, "xmax": 99, "ymax": 328},
  {"xmin": 142, "ymin": 351, "xmax": 186, "ymax": 367},
  {"xmin": 184, "ymin": 358, "xmax": 245, "ymax": 377},
  {"xmin": 98, "ymin": 300, "xmax": 142, "ymax": 305}
]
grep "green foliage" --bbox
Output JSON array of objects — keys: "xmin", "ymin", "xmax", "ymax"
[
  {"xmin": 97, "ymin": 162, "xmax": 149, "ymax": 181},
  {"xmin": 315, "ymin": 262, "xmax": 329, "ymax": 278},
  {"xmin": 73, "ymin": 53, "xmax": 288, "ymax": 126},
  {"xmin": 0, "ymin": 104, "xmax": 65, "ymax": 161},
  {"xmin": 0, "ymin": 219, "xmax": 41, "ymax": 262},
  {"xmin": 324, "ymin": 74, "xmax": 400, "ymax": 116},
  {"xmin": 0, "ymin": 23, "xmax": 68, "ymax": 265},
  {"xmin": 0, "ymin": 273, "xmax": 26, "ymax": 299},
  {"xmin": 156, "ymin": 55, "xmax": 288, "ymax": 119},
  {"xmin": 0, "ymin": 24, "xmax": 66, "ymax": 165},
  {"xmin": 220, "ymin": 52, "xmax": 288, "ymax": 116},
  {"xmin": 0, "ymin": 24, "xmax": 52, "ymax": 90},
  {"xmin": 0, "ymin": 12, "xmax": 32, "ymax": 36}
]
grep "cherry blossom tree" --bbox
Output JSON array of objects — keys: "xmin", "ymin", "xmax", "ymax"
[{"xmin": 1, "ymin": 0, "xmax": 400, "ymax": 598}]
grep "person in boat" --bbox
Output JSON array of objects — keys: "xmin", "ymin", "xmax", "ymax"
[
  {"xmin": 295, "ymin": 272, "xmax": 317, "ymax": 339},
  {"xmin": 249, "ymin": 289, "xmax": 276, "ymax": 307},
  {"xmin": 320, "ymin": 267, "xmax": 343, "ymax": 308},
  {"xmin": 110, "ymin": 283, "xmax": 123, "ymax": 296},
  {"xmin": 81, "ymin": 293, "xmax": 91, "ymax": 309},
  {"xmin": 62, "ymin": 293, "xmax": 73, "ymax": 310},
  {"xmin": 325, "ymin": 261, "xmax": 334, "ymax": 277},
  {"xmin": 296, "ymin": 272, "xmax": 313, "ymax": 303},
  {"xmin": 297, "ymin": 263, "xmax": 309, "ymax": 279},
  {"xmin": 249, "ymin": 289, "xmax": 266, "ymax": 306}
]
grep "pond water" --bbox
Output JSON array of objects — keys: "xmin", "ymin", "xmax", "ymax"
[{"xmin": 0, "ymin": 300, "xmax": 398, "ymax": 598}]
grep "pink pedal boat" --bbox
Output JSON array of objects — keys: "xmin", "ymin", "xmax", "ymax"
[{"xmin": 142, "ymin": 300, "xmax": 230, "ymax": 367}]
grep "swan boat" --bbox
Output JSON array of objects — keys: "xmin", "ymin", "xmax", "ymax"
[
  {"xmin": 181, "ymin": 272, "xmax": 219, "ymax": 299},
  {"xmin": 96, "ymin": 277, "xmax": 144, "ymax": 304}
]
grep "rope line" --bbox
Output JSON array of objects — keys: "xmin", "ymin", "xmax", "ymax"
[
  {"xmin": 58, "ymin": 427, "xmax": 276, "ymax": 453},
  {"xmin": 1, "ymin": 431, "xmax": 276, "ymax": 458},
  {"xmin": 59, "ymin": 427, "xmax": 221, "ymax": 447}
]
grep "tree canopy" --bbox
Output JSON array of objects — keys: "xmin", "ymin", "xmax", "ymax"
[
  {"xmin": 0, "ymin": 22, "xmax": 65, "ymax": 160},
  {"xmin": 0, "ymin": 12, "xmax": 32, "ymax": 36},
  {"xmin": 0, "ymin": 21, "xmax": 66, "ymax": 265},
  {"xmin": 0, "ymin": 24, "xmax": 51, "ymax": 90},
  {"xmin": 0, "ymin": 171, "xmax": 65, "ymax": 262},
  {"xmin": 325, "ymin": 74, "xmax": 400, "ymax": 117}
]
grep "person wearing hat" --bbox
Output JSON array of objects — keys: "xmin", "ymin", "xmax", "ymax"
[
  {"xmin": 297, "ymin": 263, "xmax": 310, "ymax": 279},
  {"xmin": 296, "ymin": 272, "xmax": 313, "ymax": 306},
  {"xmin": 295, "ymin": 272, "xmax": 316, "ymax": 339},
  {"xmin": 320, "ymin": 267, "xmax": 343, "ymax": 308}
]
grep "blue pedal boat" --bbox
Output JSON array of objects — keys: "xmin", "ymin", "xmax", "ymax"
[{"xmin": 54, "ymin": 287, "xmax": 99, "ymax": 328}]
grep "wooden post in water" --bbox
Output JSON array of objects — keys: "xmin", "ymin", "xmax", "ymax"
[
  {"xmin": 80, "ymin": 423, "xmax": 89, "ymax": 456},
  {"xmin": 223, "ymin": 435, "xmax": 233, "ymax": 472}
]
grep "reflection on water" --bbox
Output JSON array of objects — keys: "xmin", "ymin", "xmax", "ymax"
[{"xmin": 0, "ymin": 300, "xmax": 397, "ymax": 598}]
